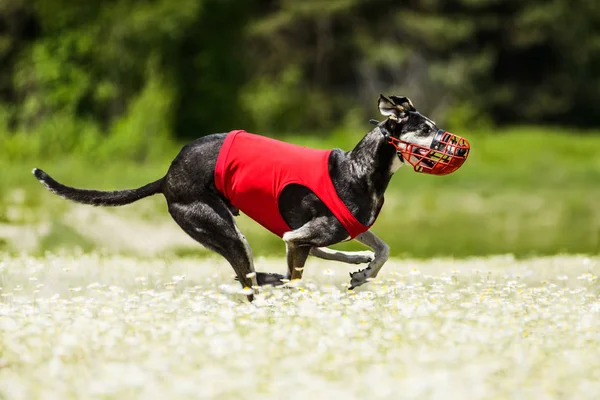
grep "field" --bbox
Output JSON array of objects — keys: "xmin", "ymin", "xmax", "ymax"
[
  {"xmin": 1, "ymin": 253, "xmax": 600, "ymax": 399},
  {"xmin": 1, "ymin": 126, "xmax": 599, "ymax": 398}
]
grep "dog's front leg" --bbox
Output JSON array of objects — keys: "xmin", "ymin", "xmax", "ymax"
[
  {"xmin": 283, "ymin": 221, "xmax": 313, "ymax": 281},
  {"xmin": 309, "ymin": 247, "xmax": 374, "ymax": 265},
  {"xmin": 348, "ymin": 231, "xmax": 390, "ymax": 289},
  {"xmin": 282, "ymin": 219, "xmax": 334, "ymax": 281},
  {"xmin": 285, "ymin": 243, "xmax": 311, "ymax": 281},
  {"xmin": 251, "ymin": 240, "xmax": 312, "ymax": 288}
]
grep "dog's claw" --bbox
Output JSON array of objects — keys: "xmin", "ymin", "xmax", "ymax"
[{"xmin": 348, "ymin": 267, "xmax": 373, "ymax": 290}]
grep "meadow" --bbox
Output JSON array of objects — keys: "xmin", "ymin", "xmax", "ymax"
[
  {"xmin": 1, "ymin": 253, "xmax": 599, "ymax": 399},
  {"xmin": 1, "ymin": 127, "xmax": 599, "ymax": 399}
]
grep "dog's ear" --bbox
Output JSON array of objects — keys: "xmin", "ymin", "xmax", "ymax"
[
  {"xmin": 378, "ymin": 94, "xmax": 401, "ymax": 119},
  {"xmin": 379, "ymin": 94, "xmax": 412, "ymax": 122},
  {"xmin": 389, "ymin": 95, "xmax": 416, "ymax": 112}
]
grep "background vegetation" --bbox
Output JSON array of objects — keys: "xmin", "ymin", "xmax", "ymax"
[{"xmin": 0, "ymin": 0, "xmax": 599, "ymax": 257}]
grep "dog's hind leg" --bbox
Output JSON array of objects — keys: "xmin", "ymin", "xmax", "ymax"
[{"xmin": 168, "ymin": 198, "xmax": 259, "ymax": 301}]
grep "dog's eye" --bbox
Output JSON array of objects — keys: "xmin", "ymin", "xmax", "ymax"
[{"xmin": 422, "ymin": 126, "xmax": 432, "ymax": 134}]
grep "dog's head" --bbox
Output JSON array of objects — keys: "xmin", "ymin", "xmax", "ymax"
[{"xmin": 376, "ymin": 94, "xmax": 470, "ymax": 175}]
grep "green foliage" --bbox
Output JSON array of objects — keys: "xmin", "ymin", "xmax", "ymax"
[
  {"xmin": 444, "ymin": 102, "xmax": 493, "ymax": 133},
  {"xmin": 2, "ymin": 0, "xmax": 205, "ymax": 160},
  {"xmin": 244, "ymin": 0, "xmax": 600, "ymax": 130},
  {"xmin": 240, "ymin": 66, "xmax": 333, "ymax": 133},
  {"xmin": 0, "ymin": 76, "xmax": 176, "ymax": 163},
  {"xmin": 2, "ymin": 0, "xmax": 599, "ymax": 145},
  {"xmin": 102, "ymin": 72, "xmax": 175, "ymax": 162},
  {"xmin": 0, "ymin": 115, "xmax": 101, "ymax": 161}
]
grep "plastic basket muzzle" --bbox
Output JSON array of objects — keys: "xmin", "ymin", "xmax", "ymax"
[{"xmin": 389, "ymin": 130, "xmax": 470, "ymax": 175}]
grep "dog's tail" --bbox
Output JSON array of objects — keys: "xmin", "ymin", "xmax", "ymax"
[{"xmin": 32, "ymin": 168, "xmax": 163, "ymax": 207}]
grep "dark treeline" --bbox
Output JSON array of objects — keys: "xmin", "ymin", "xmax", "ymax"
[{"xmin": 1, "ymin": 0, "xmax": 599, "ymax": 142}]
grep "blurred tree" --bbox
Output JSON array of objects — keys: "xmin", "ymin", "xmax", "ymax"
[
  {"xmin": 0, "ymin": 0, "xmax": 39, "ymax": 128},
  {"xmin": 12, "ymin": 0, "xmax": 202, "ymax": 128},
  {"xmin": 171, "ymin": 0, "xmax": 253, "ymax": 138},
  {"xmin": 242, "ymin": 0, "xmax": 600, "ymax": 129},
  {"xmin": 0, "ymin": 0, "xmax": 599, "ymax": 151}
]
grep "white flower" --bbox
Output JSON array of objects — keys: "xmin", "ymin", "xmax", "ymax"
[
  {"xmin": 238, "ymin": 287, "xmax": 253, "ymax": 295},
  {"xmin": 577, "ymin": 273, "xmax": 597, "ymax": 282}
]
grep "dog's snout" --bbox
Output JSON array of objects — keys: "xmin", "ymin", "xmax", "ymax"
[{"xmin": 456, "ymin": 147, "xmax": 467, "ymax": 157}]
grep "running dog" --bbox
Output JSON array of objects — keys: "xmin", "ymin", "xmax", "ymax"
[{"xmin": 33, "ymin": 95, "xmax": 469, "ymax": 301}]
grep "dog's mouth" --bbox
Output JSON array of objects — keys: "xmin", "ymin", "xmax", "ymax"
[
  {"xmin": 415, "ymin": 147, "xmax": 431, "ymax": 157},
  {"xmin": 396, "ymin": 147, "xmax": 431, "ymax": 167},
  {"xmin": 399, "ymin": 147, "xmax": 434, "ymax": 169},
  {"xmin": 415, "ymin": 148, "xmax": 435, "ymax": 168}
]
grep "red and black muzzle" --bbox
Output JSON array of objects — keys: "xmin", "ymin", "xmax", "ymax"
[{"xmin": 388, "ymin": 130, "xmax": 470, "ymax": 175}]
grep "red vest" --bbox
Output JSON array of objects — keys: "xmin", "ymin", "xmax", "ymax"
[{"xmin": 214, "ymin": 130, "xmax": 370, "ymax": 238}]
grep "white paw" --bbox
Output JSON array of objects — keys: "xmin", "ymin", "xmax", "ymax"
[{"xmin": 348, "ymin": 251, "xmax": 375, "ymax": 264}]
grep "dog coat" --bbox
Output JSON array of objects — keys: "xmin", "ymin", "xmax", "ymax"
[{"xmin": 214, "ymin": 130, "xmax": 371, "ymax": 238}]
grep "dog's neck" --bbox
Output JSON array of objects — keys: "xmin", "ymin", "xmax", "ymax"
[
  {"xmin": 334, "ymin": 127, "xmax": 399, "ymax": 225},
  {"xmin": 348, "ymin": 126, "xmax": 400, "ymax": 191}
]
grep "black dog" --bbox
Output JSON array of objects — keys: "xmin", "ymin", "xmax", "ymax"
[{"xmin": 33, "ymin": 95, "xmax": 452, "ymax": 300}]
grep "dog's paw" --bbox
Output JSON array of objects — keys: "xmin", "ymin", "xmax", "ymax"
[
  {"xmin": 350, "ymin": 251, "xmax": 375, "ymax": 264},
  {"xmin": 235, "ymin": 272, "xmax": 287, "ymax": 287},
  {"xmin": 254, "ymin": 272, "xmax": 287, "ymax": 287},
  {"xmin": 348, "ymin": 267, "xmax": 373, "ymax": 290}
]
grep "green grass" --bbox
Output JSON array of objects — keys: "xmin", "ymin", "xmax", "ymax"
[
  {"xmin": 1, "ymin": 253, "xmax": 599, "ymax": 399},
  {"xmin": 1, "ymin": 126, "xmax": 599, "ymax": 257}
]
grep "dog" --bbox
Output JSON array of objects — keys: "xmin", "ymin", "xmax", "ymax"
[{"xmin": 33, "ymin": 95, "xmax": 469, "ymax": 301}]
